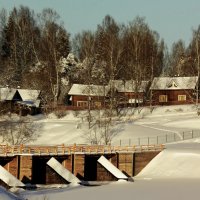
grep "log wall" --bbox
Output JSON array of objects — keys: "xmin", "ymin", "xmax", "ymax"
[{"xmin": 0, "ymin": 151, "xmax": 161, "ymax": 184}]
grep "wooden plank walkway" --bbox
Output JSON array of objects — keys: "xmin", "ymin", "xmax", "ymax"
[{"xmin": 0, "ymin": 144, "xmax": 165, "ymax": 156}]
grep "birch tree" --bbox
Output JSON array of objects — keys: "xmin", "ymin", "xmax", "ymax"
[
  {"xmin": 2, "ymin": 7, "xmax": 39, "ymax": 85},
  {"xmin": 94, "ymin": 15, "xmax": 123, "ymax": 144},
  {"xmin": 121, "ymin": 17, "xmax": 164, "ymax": 107},
  {"xmin": 38, "ymin": 8, "xmax": 70, "ymax": 106},
  {"xmin": 122, "ymin": 17, "xmax": 150, "ymax": 106},
  {"xmin": 192, "ymin": 27, "xmax": 200, "ymax": 107},
  {"xmin": 168, "ymin": 40, "xmax": 186, "ymax": 76}
]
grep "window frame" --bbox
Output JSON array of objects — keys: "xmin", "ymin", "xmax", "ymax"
[
  {"xmin": 178, "ymin": 95, "xmax": 186, "ymax": 101},
  {"xmin": 77, "ymin": 101, "xmax": 88, "ymax": 107},
  {"xmin": 159, "ymin": 95, "xmax": 168, "ymax": 102}
]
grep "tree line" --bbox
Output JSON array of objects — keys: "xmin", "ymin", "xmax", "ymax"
[{"xmin": 0, "ymin": 6, "xmax": 200, "ymax": 105}]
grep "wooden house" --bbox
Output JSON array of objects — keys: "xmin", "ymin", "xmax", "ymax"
[
  {"xmin": 110, "ymin": 80, "xmax": 149, "ymax": 106},
  {"xmin": 150, "ymin": 76, "xmax": 199, "ymax": 105},
  {"xmin": 68, "ymin": 84, "xmax": 109, "ymax": 108}
]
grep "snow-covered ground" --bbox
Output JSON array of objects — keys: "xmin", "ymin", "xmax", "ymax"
[
  {"xmin": 2, "ymin": 104, "xmax": 200, "ymax": 200},
  {"xmin": 18, "ymin": 179, "xmax": 200, "ymax": 200},
  {"xmin": 136, "ymin": 142, "xmax": 200, "ymax": 179},
  {"xmin": 28, "ymin": 104, "xmax": 200, "ymax": 146},
  {"xmin": 0, "ymin": 186, "xmax": 22, "ymax": 200}
]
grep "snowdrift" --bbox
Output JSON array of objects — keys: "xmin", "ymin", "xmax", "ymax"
[{"xmin": 136, "ymin": 142, "xmax": 200, "ymax": 179}]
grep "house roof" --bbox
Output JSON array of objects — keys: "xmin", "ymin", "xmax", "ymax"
[
  {"xmin": 0, "ymin": 88, "xmax": 17, "ymax": 101},
  {"xmin": 110, "ymin": 80, "xmax": 149, "ymax": 93},
  {"xmin": 150, "ymin": 76, "xmax": 198, "ymax": 90},
  {"xmin": 17, "ymin": 89, "xmax": 40, "ymax": 101},
  {"xmin": 68, "ymin": 84, "xmax": 109, "ymax": 96}
]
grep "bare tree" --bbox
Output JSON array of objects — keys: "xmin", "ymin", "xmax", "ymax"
[
  {"xmin": 37, "ymin": 8, "xmax": 70, "ymax": 106},
  {"xmin": 0, "ymin": 8, "xmax": 7, "ymax": 71},
  {"xmin": 182, "ymin": 27, "xmax": 200, "ymax": 108},
  {"xmin": 0, "ymin": 114, "xmax": 39, "ymax": 145},
  {"xmin": 194, "ymin": 29, "xmax": 200, "ymax": 107}
]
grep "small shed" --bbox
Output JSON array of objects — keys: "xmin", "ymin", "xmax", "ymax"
[
  {"xmin": 15, "ymin": 89, "xmax": 41, "ymax": 115},
  {"xmin": 68, "ymin": 84, "xmax": 109, "ymax": 108},
  {"xmin": 150, "ymin": 76, "xmax": 198, "ymax": 105}
]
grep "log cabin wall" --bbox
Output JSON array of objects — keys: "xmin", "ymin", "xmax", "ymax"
[
  {"xmin": 152, "ymin": 89, "xmax": 195, "ymax": 105},
  {"xmin": 0, "ymin": 151, "xmax": 161, "ymax": 185},
  {"xmin": 71, "ymin": 95, "xmax": 105, "ymax": 108}
]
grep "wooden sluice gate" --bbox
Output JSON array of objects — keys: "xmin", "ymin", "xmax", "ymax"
[{"xmin": 0, "ymin": 144, "xmax": 164, "ymax": 185}]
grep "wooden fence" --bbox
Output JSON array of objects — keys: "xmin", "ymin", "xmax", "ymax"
[{"xmin": 0, "ymin": 144, "xmax": 165, "ymax": 156}]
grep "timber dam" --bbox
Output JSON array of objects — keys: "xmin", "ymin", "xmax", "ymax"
[{"xmin": 0, "ymin": 144, "xmax": 164, "ymax": 187}]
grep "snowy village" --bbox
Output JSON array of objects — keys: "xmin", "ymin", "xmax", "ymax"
[{"xmin": 1, "ymin": 1, "xmax": 200, "ymax": 200}]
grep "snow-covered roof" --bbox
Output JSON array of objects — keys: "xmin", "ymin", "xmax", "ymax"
[
  {"xmin": 68, "ymin": 84, "xmax": 109, "ymax": 96},
  {"xmin": 0, "ymin": 88, "xmax": 17, "ymax": 101},
  {"xmin": 150, "ymin": 76, "xmax": 198, "ymax": 90},
  {"xmin": 17, "ymin": 89, "xmax": 40, "ymax": 101},
  {"xmin": 110, "ymin": 80, "xmax": 149, "ymax": 93}
]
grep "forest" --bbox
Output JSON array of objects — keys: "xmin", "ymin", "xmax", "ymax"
[{"xmin": 0, "ymin": 6, "xmax": 200, "ymax": 105}]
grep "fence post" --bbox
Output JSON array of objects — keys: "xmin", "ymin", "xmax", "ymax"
[
  {"xmin": 157, "ymin": 136, "xmax": 158, "ymax": 144},
  {"xmin": 120, "ymin": 140, "xmax": 121, "ymax": 146}
]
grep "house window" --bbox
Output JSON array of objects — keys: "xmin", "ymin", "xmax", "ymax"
[
  {"xmin": 178, "ymin": 95, "xmax": 186, "ymax": 101},
  {"xmin": 77, "ymin": 101, "xmax": 88, "ymax": 107},
  {"xmin": 159, "ymin": 95, "xmax": 168, "ymax": 102},
  {"xmin": 94, "ymin": 101, "xmax": 101, "ymax": 107}
]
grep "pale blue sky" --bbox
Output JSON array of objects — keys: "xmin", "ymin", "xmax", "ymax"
[{"xmin": 1, "ymin": 0, "xmax": 200, "ymax": 49}]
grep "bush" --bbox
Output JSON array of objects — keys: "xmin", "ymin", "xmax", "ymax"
[
  {"xmin": 54, "ymin": 110, "xmax": 68, "ymax": 119},
  {"xmin": 74, "ymin": 110, "xmax": 80, "ymax": 117}
]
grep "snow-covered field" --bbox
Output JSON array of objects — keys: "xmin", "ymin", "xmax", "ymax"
[
  {"xmin": 29, "ymin": 104, "xmax": 200, "ymax": 146},
  {"xmin": 2, "ymin": 104, "xmax": 200, "ymax": 200}
]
